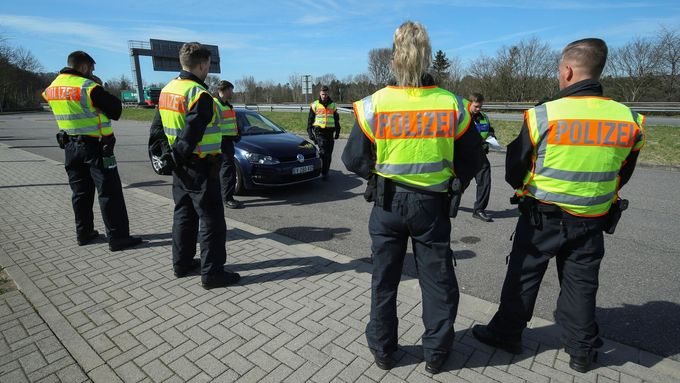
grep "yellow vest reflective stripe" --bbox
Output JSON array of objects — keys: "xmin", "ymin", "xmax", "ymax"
[
  {"xmin": 159, "ymin": 79, "xmax": 221, "ymax": 157},
  {"xmin": 353, "ymin": 86, "xmax": 471, "ymax": 192},
  {"xmin": 312, "ymin": 100, "xmax": 336, "ymax": 128},
  {"xmin": 213, "ymin": 98, "xmax": 238, "ymax": 137},
  {"xmin": 42, "ymin": 74, "xmax": 112, "ymax": 137},
  {"xmin": 519, "ymin": 97, "xmax": 645, "ymax": 216}
]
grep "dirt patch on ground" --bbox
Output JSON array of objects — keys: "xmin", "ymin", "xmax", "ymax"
[{"xmin": 0, "ymin": 266, "xmax": 17, "ymax": 295}]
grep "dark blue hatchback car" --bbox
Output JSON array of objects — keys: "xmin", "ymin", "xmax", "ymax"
[
  {"xmin": 232, "ymin": 109, "xmax": 321, "ymax": 194},
  {"xmin": 149, "ymin": 108, "xmax": 322, "ymax": 194}
]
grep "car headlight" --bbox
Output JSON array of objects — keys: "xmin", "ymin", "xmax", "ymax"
[{"xmin": 244, "ymin": 151, "xmax": 280, "ymax": 165}]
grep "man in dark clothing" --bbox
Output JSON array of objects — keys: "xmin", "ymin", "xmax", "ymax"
[
  {"xmin": 466, "ymin": 93, "xmax": 496, "ymax": 222},
  {"xmin": 472, "ymin": 38, "xmax": 645, "ymax": 373},
  {"xmin": 157, "ymin": 42, "xmax": 239, "ymax": 289},
  {"xmin": 215, "ymin": 80, "xmax": 244, "ymax": 209},
  {"xmin": 43, "ymin": 51, "xmax": 143, "ymax": 251},
  {"xmin": 307, "ymin": 85, "xmax": 340, "ymax": 180}
]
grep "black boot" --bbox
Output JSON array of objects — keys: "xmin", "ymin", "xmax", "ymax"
[
  {"xmin": 569, "ymin": 352, "xmax": 597, "ymax": 373},
  {"xmin": 472, "ymin": 324, "xmax": 522, "ymax": 354},
  {"xmin": 77, "ymin": 230, "xmax": 100, "ymax": 246},
  {"xmin": 109, "ymin": 236, "xmax": 143, "ymax": 251},
  {"xmin": 201, "ymin": 271, "xmax": 241, "ymax": 289}
]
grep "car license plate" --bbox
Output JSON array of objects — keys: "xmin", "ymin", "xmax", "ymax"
[{"xmin": 292, "ymin": 165, "xmax": 314, "ymax": 175}]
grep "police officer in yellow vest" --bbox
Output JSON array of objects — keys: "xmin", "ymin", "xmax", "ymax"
[
  {"xmin": 43, "ymin": 51, "xmax": 142, "ymax": 251},
  {"xmin": 157, "ymin": 42, "xmax": 239, "ymax": 289},
  {"xmin": 342, "ymin": 21, "xmax": 484, "ymax": 374},
  {"xmin": 307, "ymin": 85, "xmax": 340, "ymax": 180},
  {"xmin": 472, "ymin": 38, "xmax": 645, "ymax": 373},
  {"xmin": 214, "ymin": 80, "xmax": 244, "ymax": 209}
]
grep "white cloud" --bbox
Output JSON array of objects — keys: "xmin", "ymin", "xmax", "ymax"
[
  {"xmin": 294, "ymin": 14, "xmax": 333, "ymax": 25},
  {"xmin": 0, "ymin": 14, "xmax": 127, "ymax": 52},
  {"xmin": 452, "ymin": 26, "xmax": 558, "ymax": 51}
]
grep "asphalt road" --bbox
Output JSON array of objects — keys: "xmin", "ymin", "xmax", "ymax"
[{"xmin": 1, "ymin": 112, "xmax": 679, "ymax": 360}]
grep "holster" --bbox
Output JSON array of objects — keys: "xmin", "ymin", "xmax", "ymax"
[
  {"xmin": 516, "ymin": 197, "xmax": 543, "ymax": 229},
  {"xmin": 448, "ymin": 178, "xmax": 463, "ymax": 218},
  {"xmin": 374, "ymin": 175, "xmax": 393, "ymax": 211},
  {"xmin": 56, "ymin": 130, "xmax": 70, "ymax": 149},
  {"xmin": 604, "ymin": 199, "xmax": 628, "ymax": 234}
]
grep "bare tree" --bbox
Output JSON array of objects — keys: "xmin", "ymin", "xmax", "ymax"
[
  {"xmin": 368, "ymin": 48, "xmax": 392, "ymax": 87},
  {"xmin": 235, "ymin": 75, "xmax": 257, "ymax": 104},
  {"xmin": 10, "ymin": 46, "xmax": 43, "ymax": 72},
  {"xmin": 657, "ymin": 26, "xmax": 680, "ymax": 101},
  {"xmin": 512, "ymin": 37, "xmax": 558, "ymax": 101},
  {"xmin": 204, "ymin": 75, "xmax": 221, "ymax": 95},
  {"xmin": 608, "ymin": 37, "xmax": 661, "ymax": 101},
  {"xmin": 288, "ymin": 73, "xmax": 303, "ymax": 103}
]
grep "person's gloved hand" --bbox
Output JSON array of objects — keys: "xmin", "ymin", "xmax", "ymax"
[
  {"xmin": 334, "ymin": 131, "xmax": 340, "ymax": 140},
  {"xmin": 482, "ymin": 142, "xmax": 490, "ymax": 154},
  {"xmin": 101, "ymin": 134, "xmax": 116, "ymax": 156}
]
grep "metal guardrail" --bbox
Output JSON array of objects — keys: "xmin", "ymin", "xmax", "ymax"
[{"xmin": 41, "ymin": 102, "xmax": 680, "ymax": 114}]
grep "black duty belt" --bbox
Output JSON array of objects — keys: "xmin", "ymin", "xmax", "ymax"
[
  {"xmin": 387, "ymin": 181, "xmax": 442, "ymax": 196},
  {"xmin": 70, "ymin": 135, "xmax": 101, "ymax": 143}
]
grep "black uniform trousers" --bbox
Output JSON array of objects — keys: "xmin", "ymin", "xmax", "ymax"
[
  {"xmin": 171, "ymin": 156, "xmax": 227, "ymax": 281},
  {"xmin": 487, "ymin": 211, "xmax": 606, "ymax": 357},
  {"xmin": 314, "ymin": 127, "xmax": 335, "ymax": 176},
  {"xmin": 63, "ymin": 138, "xmax": 130, "ymax": 240},
  {"xmin": 366, "ymin": 192, "xmax": 459, "ymax": 362},
  {"xmin": 471, "ymin": 154, "xmax": 491, "ymax": 212},
  {"xmin": 219, "ymin": 140, "xmax": 237, "ymax": 203}
]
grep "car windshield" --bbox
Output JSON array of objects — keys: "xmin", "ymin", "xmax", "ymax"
[{"xmin": 237, "ymin": 111, "xmax": 285, "ymax": 136}]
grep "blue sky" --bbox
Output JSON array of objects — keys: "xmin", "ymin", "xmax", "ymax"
[{"xmin": 1, "ymin": 0, "xmax": 678, "ymax": 88}]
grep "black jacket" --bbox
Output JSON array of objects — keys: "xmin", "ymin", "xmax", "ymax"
[
  {"xmin": 151, "ymin": 70, "xmax": 215, "ymax": 161},
  {"xmin": 342, "ymin": 86, "xmax": 484, "ymax": 187},
  {"xmin": 59, "ymin": 67, "xmax": 122, "ymax": 121},
  {"xmin": 307, "ymin": 97, "xmax": 341, "ymax": 136},
  {"xmin": 505, "ymin": 79, "xmax": 641, "ymax": 190}
]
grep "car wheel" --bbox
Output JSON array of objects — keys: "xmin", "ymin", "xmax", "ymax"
[
  {"xmin": 148, "ymin": 139, "xmax": 172, "ymax": 176},
  {"xmin": 234, "ymin": 162, "xmax": 245, "ymax": 195}
]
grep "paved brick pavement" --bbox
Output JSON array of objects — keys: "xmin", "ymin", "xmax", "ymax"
[{"xmin": 0, "ymin": 142, "xmax": 679, "ymax": 383}]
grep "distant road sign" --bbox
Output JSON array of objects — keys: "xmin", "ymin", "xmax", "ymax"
[{"xmin": 149, "ymin": 39, "xmax": 221, "ymax": 73}]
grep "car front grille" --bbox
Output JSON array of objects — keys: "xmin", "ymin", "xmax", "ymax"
[{"xmin": 277, "ymin": 153, "xmax": 317, "ymax": 163}]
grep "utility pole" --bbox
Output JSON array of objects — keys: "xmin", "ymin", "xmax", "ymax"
[{"xmin": 302, "ymin": 74, "xmax": 312, "ymax": 104}]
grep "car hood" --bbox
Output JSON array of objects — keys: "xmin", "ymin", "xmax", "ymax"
[{"xmin": 236, "ymin": 133, "xmax": 316, "ymax": 156}]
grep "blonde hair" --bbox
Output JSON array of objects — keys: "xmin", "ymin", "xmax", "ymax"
[{"xmin": 392, "ymin": 21, "xmax": 431, "ymax": 87}]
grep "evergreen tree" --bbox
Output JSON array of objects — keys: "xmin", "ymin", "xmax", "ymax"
[{"xmin": 431, "ymin": 50, "xmax": 451, "ymax": 84}]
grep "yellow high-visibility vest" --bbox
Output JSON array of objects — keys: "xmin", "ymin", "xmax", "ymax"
[
  {"xmin": 42, "ymin": 74, "xmax": 112, "ymax": 137},
  {"xmin": 353, "ymin": 86, "xmax": 472, "ymax": 192},
  {"xmin": 213, "ymin": 98, "xmax": 238, "ymax": 137},
  {"xmin": 159, "ymin": 79, "xmax": 221, "ymax": 157},
  {"xmin": 312, "ymin": 100, "xmax": 336, "ymax": 128},
  {"xmin": 518, "ymin": 96, "xmax": 645, "ymax": 216}
]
